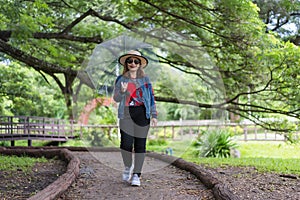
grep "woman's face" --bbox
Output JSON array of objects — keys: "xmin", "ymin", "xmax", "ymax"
[{"xmin": 126, "ymin": 57, "xmax": 141, "ymax": 73}]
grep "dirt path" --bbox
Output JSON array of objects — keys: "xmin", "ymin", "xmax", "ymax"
[{"xmin": 57, "ymin": 151, "xmax": 215, "ymax": 200}]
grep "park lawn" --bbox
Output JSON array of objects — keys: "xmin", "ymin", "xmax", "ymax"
[
  {"xmin": 0, "ymin": 155, "xmax": 48, "ymax": 172},
  {"xmin": 148, "ymin": 139, "xmax": 300, "ymax": 175},
  {"xmin": 237, "ymin": 141, "xmax": 300, "ymax": 158},
  {"xmin": 0, "ymin": 140, "xmax": 53, "ymax": 147},
  {"xmin": 60, "ymin": 139, "xmax": 89, "ymax": 147}
]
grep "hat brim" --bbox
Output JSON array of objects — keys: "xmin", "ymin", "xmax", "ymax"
[{"xmin": 118, "ymin": 54, "xmax": 148, "ymax": 68}]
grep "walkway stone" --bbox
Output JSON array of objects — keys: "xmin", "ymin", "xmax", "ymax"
[{"xmin": 58, "ymin": 151, "xmax": 215, "ymax": 200}]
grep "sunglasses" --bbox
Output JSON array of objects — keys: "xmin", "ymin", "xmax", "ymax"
[{"xmin": 126, "ymin": 58, "xmax": 141, "ymax": 65}]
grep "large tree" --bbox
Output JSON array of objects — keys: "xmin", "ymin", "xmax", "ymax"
[{"xmin": 0, "ymin": 0, "xmax": 299, "ymax": 133}]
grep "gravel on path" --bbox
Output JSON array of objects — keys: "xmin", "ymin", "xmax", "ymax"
[{"xmin": 58, "ymin": 151, "xmax": 215, "ymax": 200}]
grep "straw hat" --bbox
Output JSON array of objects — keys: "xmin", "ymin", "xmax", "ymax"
[{"xmin": 118, "ymin": 50, "xmax": 148, "ymax": 68}]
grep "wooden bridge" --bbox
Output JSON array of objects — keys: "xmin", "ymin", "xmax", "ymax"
[{"xmin": 0, "ymin": 116, "xmax": 76, "ymax": 146}]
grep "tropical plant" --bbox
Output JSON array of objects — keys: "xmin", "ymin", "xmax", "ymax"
[{"xmin": 196, "ymin": 129, "xmax": 238, "ymax": 158}]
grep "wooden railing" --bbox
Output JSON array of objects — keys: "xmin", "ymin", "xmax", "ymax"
[
  {"xmin": 174, "ymin": 120, "xmax": 299, "ymax": 141},
  {"xmin": 0, "ymin": 117, "xmax": 298, "ymax": 146},
  {"xmin": 77, "ymin": 120, "xmax": 299, "ymax": 142},
  {"xmin": 0, "ymin": 116, "xmax": 76, "ymax": 146},
  {"xmin": 150, "ymin": 120, "xmax": 299, "ymax": 141}
]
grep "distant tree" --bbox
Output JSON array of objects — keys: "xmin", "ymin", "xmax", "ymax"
[
  {"xmin": 0, "ymin": 62, "xmax": 66, "ymax": 117},
  {"xmin": 254, "ymin": 0, "xmax": 300, "ymax": 45}
]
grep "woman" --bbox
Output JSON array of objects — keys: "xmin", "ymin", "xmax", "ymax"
[{"xmin": 113, "ymin": 50, "xmax": 158, "ymax": 186}]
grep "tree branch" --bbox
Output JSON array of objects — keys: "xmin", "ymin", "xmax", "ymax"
[
  {"xmin": 0, "ymin": 31, "xmax": 103, "ymax": 43},
  {"xmin": 61, "ymin": 8, "xmax": 94, "ymax": 34},
  {"xmin": 0, "ymin": 39, "xmax": 98, "ymax": 92},
  {"xmin": 155, "ymin": 96, "xmax": 226, "ymax": 109},
  {"xmin": 139, "ymin": 0, "xmax": 229, "ymax": 39},
  {"xmin": 0, "ymin": 7, "xmax": 130, "ymax": 43},
  {"xmin": 0, "ymin": 39, "xmax": 76, "ymax": 75},
  {"xmin": 88, "ymin": 8, "xmax": 132, "ymax": 29},
  {"xmin": 34, "ymin": 32, "xmax": 103, "ymax": 43},
  {"xmin": 226, "ymin": 57, "xmax": 286, "ymax": 104}
]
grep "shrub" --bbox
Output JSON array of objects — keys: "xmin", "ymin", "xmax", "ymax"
[
  {"xmin": 87, "ymin": 130, "xmax": 111, "ymax": 147},
  {"xmin": 196, "ymin": 129, "xmax": 238, "ymax": 158},
  {"xmin": 0, "ymin": 141, "xmax": 9, "ymax": 146},
  {"xmin": 225, "ymin": 125, "xmax": 244, "ymax": 136},
  {"xmin": 147, "ymin": 138, "xmax": 168, "ymax": 146},
  {"xmin": 150, "ymin": 128, "xmax": 174, "ymax": 139}
]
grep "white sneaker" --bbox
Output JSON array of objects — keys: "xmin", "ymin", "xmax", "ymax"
[
  {"xmin": 122, "ymin": 166, "xmax": 132, "ymax": 182},
  {"xmin": 131, "ymin": 174, "xmax": 141, "ymax": 186}
]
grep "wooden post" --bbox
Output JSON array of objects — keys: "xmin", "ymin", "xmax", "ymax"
[
  {"xmin": 57, "ymin": 119, "xmax": 59, "ymax": 136},
  {"xmin": 172, "ymin": 126, "xmax": 175, "ymax": 140},
  {"xmin": 108, "ymin": 127, "xmax": 112, "ymax": 140},
  {"xmin": 254, "ymin": 125, "xmax": 257, "ymax": 140},
  {"xmin": 9, "ymin": 116, "xmax": 13, "ymax": 135},
  {"xmin": 9, "ymin": 116, "xmax": 15, "ymax": 146},
  {"xmin": 70, "ymin": 119, "xmax": 74, "ymax": 137},
  {"xmin": 26, "ymin": 116, "xmax": 30, "ymax": 135},
  {"xmin": 28, "ymin": 140, "xmax": 32, "ymax": 146},
  {"xmin": 244, "ymin": 126, "xmax": 248, "ymax": 141},
  {"xmin": 180, "ymin": 118, "xmax": 183, "ymax": 139},
  {"xmin": 43, "ymin": 118, "xmax": 45, "ymax": 135},
  {"xmin": 264, "ymin": 129, "xmax": 267, "ymax": 140}
]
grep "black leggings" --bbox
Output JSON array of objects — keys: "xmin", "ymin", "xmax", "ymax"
[{"xmin": 119, "ymin": 106, "xmax": 150, "ymax": 176}]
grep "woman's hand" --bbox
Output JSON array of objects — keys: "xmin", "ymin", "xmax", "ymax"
[
  {"xmin": 151, "ymin": 118, "xmax": 158, "ymax": 127},
  {"xmin": 121, "ymin": 82, "xmax": 128, "ymax": 93}
]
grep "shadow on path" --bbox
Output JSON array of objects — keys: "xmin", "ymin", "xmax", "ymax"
[{"xmin": 57, "ymin": 151, "xmax": 215, "ymax": 200}]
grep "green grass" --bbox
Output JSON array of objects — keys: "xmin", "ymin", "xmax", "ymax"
[
  {"xmin": 0, "ymin": 155, "xmax": 48, "ymax": 172},
  {"xmin": 147, "ymin": 138, "xmax": 194, "ymax": 156},
  {"xmin": 148, "ymin": 139, "xmax": 300, "ymax": 175},
  {"xmin": 183, "ymin": 156, "xmax": 300, "ymax": 175},
  {"xmin": 0, "ymin": 140, "xmax": 56, "ymax": 147},
  {"xmin": 238, "ymin": 141, "xmax": 300, "ymax": 158},
  {"xmin": 60, "ymin": 137, "xmax": 120, "ymax": 147},
  {"xmin": 60, "ymin": 139, "xmax": 90, "ymax": 147}
]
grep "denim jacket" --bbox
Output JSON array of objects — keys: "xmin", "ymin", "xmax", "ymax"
[{"xmin": 113, "ymin": 75, "xmax": 157, "ymax": 119}]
